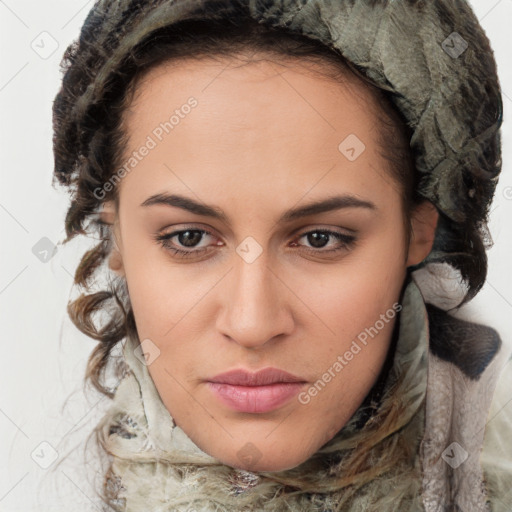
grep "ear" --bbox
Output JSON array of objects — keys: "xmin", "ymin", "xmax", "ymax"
[
  {"xmin": 406, "ymin": 200, "xmax": 439, "ymax": 267},
  {"xmin": 100, "ymin": 201, "xmax": 125, "ymax": 277}
]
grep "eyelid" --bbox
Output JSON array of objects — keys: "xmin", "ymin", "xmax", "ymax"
[
  {"xmin": 293, "ymin": 223, "xmax": 357, "ymax": 236},
  {"xmin": 157, "ymin": 223, "xmax": 217, "ymax": 239},
  {"xmin": 157, "ymin": 225, "xmax": 219, "ymax": 246},
  {"xmin": 293, "ymin": 228, "xmax": 356, "ymax": 251}
]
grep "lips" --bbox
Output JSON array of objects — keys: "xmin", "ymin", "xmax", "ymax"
[
  {"xmin": 208, "ymin": 367, "xmax": 305, "ymax": 386},
  {"xmin": 206, "ymin": 367, "xmax": 307, "ymax": 413}
]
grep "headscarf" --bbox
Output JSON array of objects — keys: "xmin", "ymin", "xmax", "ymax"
[
  {"xmin": 97, "ymin": 270, "xmax": 506, "ymax": 511},
  {"xmin": 53, "ymin": 0, "xmax": 503, "ymax": 303}
]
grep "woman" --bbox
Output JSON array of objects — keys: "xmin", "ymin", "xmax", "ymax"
[{"xmin": 51, "ymin": 0, "xmax": 511, "ymax": 510}]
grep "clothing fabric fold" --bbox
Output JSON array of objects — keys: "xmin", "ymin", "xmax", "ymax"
[
  {"xmin": 96, "ymin": 270, "xmax": 505, "ymax": 511},
  {"xmin": 98, "ymin": 274, "xmax": 434, "ymax": 511}
]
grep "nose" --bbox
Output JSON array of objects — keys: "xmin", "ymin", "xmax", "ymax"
[{"xmin": 215, "ymin": 252, "xmax": 295, "ymax": 349}]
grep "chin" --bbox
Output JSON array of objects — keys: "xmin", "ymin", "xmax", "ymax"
[{"xmin": 222, "ymin": 449, "xmax": 312, "ymax": 473}]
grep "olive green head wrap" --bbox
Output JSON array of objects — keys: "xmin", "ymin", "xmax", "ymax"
[
  {"xmin": 53, "ymin": 0, "xmax": 503, "ymax": 305},
  {"xmin": 250, "ymin": 0, "xmax": 503, "ymax": 220}
]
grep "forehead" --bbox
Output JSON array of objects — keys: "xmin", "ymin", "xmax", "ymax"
[
  {"xmin": 116, "ymin": 56, "xmax": 395, "ymax": 212},
  {"xmin": 123, "ymin": 54, "xmax": 379, "ymax": 131}
]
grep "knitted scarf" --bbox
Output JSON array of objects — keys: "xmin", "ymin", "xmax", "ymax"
[{"xmin": 97, "ymin": 274, "xmax": 430, "ymax": 511}]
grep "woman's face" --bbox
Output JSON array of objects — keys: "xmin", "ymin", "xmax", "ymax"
[{"xmin": 104, "ymin": 56, "xmax": 436, "ymax": 471}]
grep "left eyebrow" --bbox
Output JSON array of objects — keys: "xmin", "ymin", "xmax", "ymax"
[
  {"xmin": 140, "ymin": 192, "xmax": 377, "ymax": 225},
  {"xmin": 278, "ymin": 194, "xmax": 377, "ymax": 222}
]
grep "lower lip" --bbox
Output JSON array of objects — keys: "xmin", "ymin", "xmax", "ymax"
[{"xmin": 207, "ymin": 381, "xmax": 305, "ymax": 413}]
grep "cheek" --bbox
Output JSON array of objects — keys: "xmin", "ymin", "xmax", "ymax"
[
  {"xmin": 117, "ymin": 220, "xmax": 202, "ymax": 331},
  {"xmin": 125, "ymin": 264, "xmax": 200, "ymax": 339},
  {"xmin": 296, "ymin": 277, "xmax": 401, "ymax": 434},
  {"xmin": 293, "ymin": 232, "xmax": 405, "ymax": 334},
  {"xmin": 289, "ymin": 231, "xmax": 405, "ymax": 392}
]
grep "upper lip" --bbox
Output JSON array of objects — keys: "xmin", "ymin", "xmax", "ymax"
[{"xmin": 207, "ymin": 367, "xmax": 306, "ymax": 386}]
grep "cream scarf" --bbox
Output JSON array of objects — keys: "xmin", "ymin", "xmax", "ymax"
[{"xmin": 96, "ymin": 275, "xmax": 501, "ymax": 511}]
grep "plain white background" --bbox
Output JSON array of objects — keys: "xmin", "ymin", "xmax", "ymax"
[{"xmin": 1, "ymin": 1, "xmax": 511, "ymax": 510}]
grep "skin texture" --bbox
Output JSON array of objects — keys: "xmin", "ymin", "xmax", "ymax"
[{"xmin": 101, "ymin": 56, "xmax": 438, "ymax": 472}]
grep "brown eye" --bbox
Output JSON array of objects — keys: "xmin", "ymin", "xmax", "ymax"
[
  {"xmin": 292, "ymin": 229, "xmax": 356, "ymax": 254},
  {"xmin": 154, "ymin": 228, "xmax": 216, "ymax": 258},
  {"xmin": 175, "ymin": 230, "xmax": 204, "ymax": 247}
]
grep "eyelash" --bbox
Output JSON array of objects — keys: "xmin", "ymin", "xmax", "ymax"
[{"xmin": 153, "ymin": 226, "xmax": 357, "ymax": 260}]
